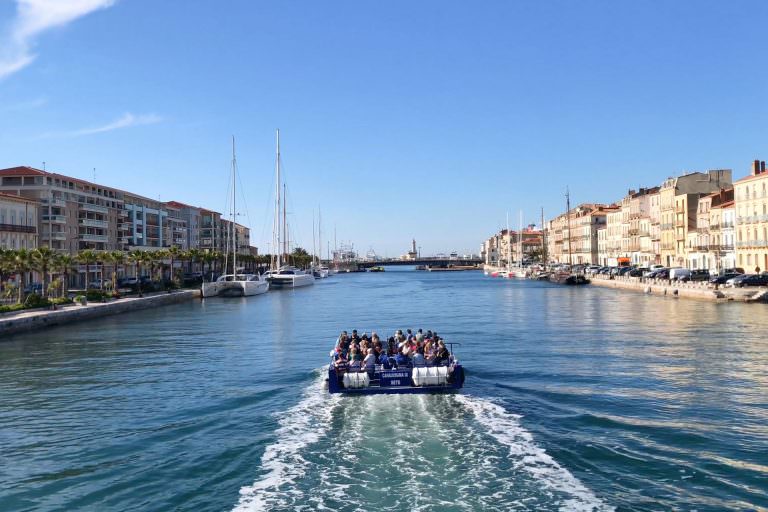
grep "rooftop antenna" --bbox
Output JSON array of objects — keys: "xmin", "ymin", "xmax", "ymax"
[
  {"xmin": 42, "ymin": 161, "xmax": 46, "ymax": 171},
  {"xmin": 93, "ymin": 167, "xmax": 96, "ymax": 182}
]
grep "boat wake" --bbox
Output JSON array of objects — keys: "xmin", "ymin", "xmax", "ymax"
[{"xmin": 234, "ymin": 377, "xmax": 612, "ymax": 512}]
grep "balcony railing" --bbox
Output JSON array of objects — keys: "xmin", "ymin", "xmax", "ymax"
[
  {"xmin": 736, "ymin": 240, "xmax": 768, "ymax": 248},
  {"xmin": 79, "ymin": 233, "xmax": 108, "ymax": 242},
  {"xmin": 43, "ymin": 232, "xmax": 67, "ymax": 240},
  {"xmin": 41, "ymin": 198, "xmax": 67, "ymax": 207},
  {"xmin": 79, "ymin": 218, "xmax": 108, "ymax": 228},
  {"xmin": 79, "ymin": 202, "xmax": 108, "ymax": 213},
  {"xmin": 0, "ymin": 223, "xmax": 37, "ymax": 233},
  {"xmin": 42, "ymin": 214, "xmax": 67, "ymax": 223}
]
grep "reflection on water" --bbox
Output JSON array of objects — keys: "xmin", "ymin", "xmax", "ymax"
[{"xmin": 0, "ymin": 272, "xmax": 766, "ymax": 511}]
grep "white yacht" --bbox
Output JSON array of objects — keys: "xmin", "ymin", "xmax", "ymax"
[
  {"xmin": 266, "ymin": 129, "xmax": 315, "ymax": 289},
  {"xmin": 267, "ymin": 266, "xmax": 315, "ymax": 288},
  {"xmin": 202, "ymin": 137, "xmax": 269, "ymax": 298}
]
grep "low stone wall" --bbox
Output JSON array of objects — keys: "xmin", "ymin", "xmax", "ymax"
[
  {"xmin": 589, "ymin": 274, "xmax": 765, "ymax": 302},
  {"xmin": 0, "ymin": 290, "xmax": 201, "ymax": 337}
]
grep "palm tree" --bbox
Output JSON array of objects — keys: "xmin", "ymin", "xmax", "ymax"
[
  {"xmin": 167, "ymin": 246, "xmax": 182, "ymax": 284},
  {"xmin": 53, "ymin": 254, "xmax": 76, "ymax": 299},
  {"xmin": 187, "ymin": 248, "xmax": 201, "ymax": 274},
  {"xmin": 10, "ymin": 249, "xmax": 33, "ymax": 303},
  {"xmin": 31, "ymin": 247, "xmax": 56, "ymax": 297},
  {"xmin": 77, "ymin": 249, "xmax": 99, "ymax": 290},
  {"xmin": 128, "ymin": 250, "xmax": 147, "ymax": 296},
  {"xmin": 104, "ymin": 251, "xmax": 125, "ymax": 292},
  {"xmin": 153, "ymin": 249, "xmax": 169, "ymax": 282},
  {"xmin": 201, "ymin": 250, "xmax": 215, "ymax": 281}
]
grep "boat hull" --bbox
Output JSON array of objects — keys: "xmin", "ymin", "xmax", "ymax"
[
  {"xmin": 327, "ymin": 364, "xmax": 465, "ymax": 394},
  {"xmin": 268, "ymin": 273, "xmax": 315, "ymax": 288},
  {"xmin": 202, "ymin": 279, "xmax": 270, "ymax": 297}
]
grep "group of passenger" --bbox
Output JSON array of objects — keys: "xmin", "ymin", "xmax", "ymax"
[{"xmin": 332, "ymin": 328, "xmax": 451, "ymax": 372}]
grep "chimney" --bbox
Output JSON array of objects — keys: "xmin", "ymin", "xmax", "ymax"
[
  {"xmin": 753, "ymin": 160, "xmax": 761, "ymax": 176},
  {"xmin": 762, "ymin": 161, "xmax": 766, "ymax": 174}
]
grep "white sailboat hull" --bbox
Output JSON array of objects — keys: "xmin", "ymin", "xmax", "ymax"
[
  {"xmin": 268, "ymin": 272, "xmax": 315, "ymax": 288},
  {"xmin": 202, "ymin": 276, "xmax": 270, "ymax": 297}
]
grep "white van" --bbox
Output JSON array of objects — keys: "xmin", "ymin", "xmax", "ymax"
[{"xmin": 669, "ymin": 268, "xmax": 691, "ymax": 281}]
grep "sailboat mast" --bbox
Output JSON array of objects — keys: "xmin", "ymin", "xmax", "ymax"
[
  {"xmin": 541, "ymin": 206, "xmax": 546, "ymax": 266},
  {"xmin": 518, "ymin": 210, "xmax": 523, "ymax": 268},
  {"xmin": 283, "ymin": 184, "xmax": 287, "ymax": 261},
  {"xmin": 232, "ymin": 136, "xmax": 237, "ymax": 275},
  {"xmin": 274, "ymin": 129, "xmax": 281, "ymax": 269}
]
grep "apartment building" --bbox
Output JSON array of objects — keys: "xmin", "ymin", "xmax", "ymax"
[
  {"xmin": 734, "ymin": 160, "xmax": 768, "ymax": 272},
  {"xmin": 0, "ymin": 166, "xmax": 126, "ymax": 253},
  {"xmin": 688, "ymin": 188, "xmax": 734, "ymax": 271},
  {"xmin": 482, "ymin": 228, "xmax": 544, "ymax": 266},
  {"xmin": 546, "ymin": 204, "xmax": 608, "ymax": 264},
  {"xmin": 0, "ymin": 192, "xmax": 38, "ymax": 250},
  {"xmin": 604, "ymin": 206, "xmax": 623, "ymax": 266},
  {"xmin": 659, "ymin": 170, "xmax": 732, "ymax": 267}
]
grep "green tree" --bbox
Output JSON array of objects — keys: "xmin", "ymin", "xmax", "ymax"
[
  {"xmin": 103, "ymin": 251, "xmax": 125, "ymax": 292},
  {"xmin": 10, "ymin": 249, "xmax": 33, "ymax": 303},
  {"xmin": 77, "ymin": 249, "xmax": 99, "ymax": 289},
  {"xmin": 167, "ymin": 246, "xmax": 182, "ymax": 284},
  {"xmin": 54, "ymin": 254, "xmax": 76, "ymax": 298},
  {"xmin": 31, "ymin": 247, "xmax": 56, "ymax": 297}
]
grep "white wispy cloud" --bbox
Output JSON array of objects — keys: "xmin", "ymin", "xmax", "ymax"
[
  {"xmin": 39, "ymin": 112, "xmax": 164, "ymax": 138},
  {"xmin": 0, "ymin": 0, "xmax": 115, "ymax": 80},
  {"xmin": 0, "ymin": 96, "xmax": 47, "ymax": 112}
]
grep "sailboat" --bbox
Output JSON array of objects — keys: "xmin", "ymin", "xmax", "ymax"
[
  {"xmin": 266, "ymin": 130, "xmax": 315, "ymax": 289},
  {"xmin": 550, "ymin": 188, "xmax": 589, "ymax": 285},
  {"xmin": 506, "ymin": 211, "xmax": 527, "ymax": 278},
  {"xmin": 313, "ymin": 208, "xmax": 329, "ymax": 278},
  {"xmin": 202, "ymin": 138, "xmax": 270, "ymax": 297}
]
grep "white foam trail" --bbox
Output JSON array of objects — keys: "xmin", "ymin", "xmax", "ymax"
[
  {"xmin": 455, "ymin": 394, "xmax": 614, "ymax": 512},
  {"xmin": 233, "ymin": 372, "xmax": 340, "ymax": 512}
]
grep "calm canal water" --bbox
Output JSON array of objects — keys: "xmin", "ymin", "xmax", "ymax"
[{"xmin": 1, "ymin": 270, "xmax": 766, "ymax": 511}]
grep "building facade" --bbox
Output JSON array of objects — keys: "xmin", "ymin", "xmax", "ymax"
[
  {"xmin": 0, "ymin": 192, "xmax": 38, "ymax": 250},
  {"xmin": 734, "ymin": 160, "xmax": 768, "ymax": 272}
]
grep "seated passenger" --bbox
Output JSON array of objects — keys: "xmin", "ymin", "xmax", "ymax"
[
  {"xmin": 394, "ymin": 348, "xmax": 410, "ymax": 368},
  {"xmin": 363, "ymin": 348, "xmax": 377, "ymax": 372},
  {"xmin": 348, "ymin": 347, "xmax": 363, "ymax": 370},
  {"xmin": 434, "ymin": 341, "xmax": 450, "ymax": 366},
  {"xmin": 411, "ymin": 347, "xmax": 426, "ymax": 367}
]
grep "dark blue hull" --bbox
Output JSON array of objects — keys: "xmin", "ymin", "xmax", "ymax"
[{"xmin": 327, "ymin": 364, "xmax": 465, "ymax": 394}]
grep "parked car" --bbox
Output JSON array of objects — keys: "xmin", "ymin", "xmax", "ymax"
[
  {"xmin": 648, "ymin": 264, "xmax": 664, "ymax": 272},
  {"xmin": 648, "ymin": 268, "xmax": 670, "ymax": 279},
  {"xmin": 617, "ymin": 266, "xmax": 633, "ymax": 276},
  {"xmin": 117, "ymin": 277, "xmax": 139, "ymax": 287},
  {"xmin": 23, "ymin": 282, "xmax": 42, "ymax": 294},
  {"xmin": 182, "ymin": 272, "xmax": 203, "ymax": 285},
  {"xmin": 669, "ymin": 268, "xmax": 691, "ymax": 281},
  {"xmin": 628, "ymin": 268, "xmax": 647, "ymax": 277},
  {"xmin": 732, "ymin": 273, "xmax": 768, "ymax": 287},
  {"xmin": 680, "ymin": 269, "xmax": 710, "ymax": 282},
  {"xmin": 710, "ymin": 272, "xmax": 742, "ymax": 285},
  {"xmin": 721, "ymin": 267, "xmax": 745, "ymax": 275},
  {"xmin": 88, "ymin": 279, "xmax": 112, "ymax": 289},
  {"xmin": 726, "ymin": 274, "xmax": 752, "ymax": 287}
]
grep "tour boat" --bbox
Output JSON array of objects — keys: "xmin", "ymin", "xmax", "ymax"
[
  {"xmin": 369, "ymin": 266, "xmax": 385, "ymax": 272},
  {"xmin": 327, "ymin": 351, "xmax": 465, "ymax": 395},
  {"xmin": 202, "ymin": 137, "xmax": 269, "ymax": 298}
]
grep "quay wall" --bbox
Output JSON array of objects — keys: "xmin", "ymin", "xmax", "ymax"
[
  {"xmin": 589, "ymin": 274, "xmax": 765, "ymax": 302},
  {"xmin": 0, "ymin": 290, "xmax": 201, "ymax": 337}
]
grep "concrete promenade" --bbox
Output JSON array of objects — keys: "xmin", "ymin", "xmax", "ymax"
[
  {"xmin": 0, "ymin": 289, "xmax": 201, "ymax": 337},
  {"xmin": 589, "ymin": 274, "xmax": 767, "ymax": 302}
]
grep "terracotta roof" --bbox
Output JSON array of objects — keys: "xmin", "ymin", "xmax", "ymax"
[
  {"xmin": 734, "ymin": 172, "xmax": 768, "ymax": 184},
  {"xmin": 0, "ymin": 191, "xmax": 38, "ymax": 203},
  {"xmin": 0, "ymin": 166, "xmax": 46, "ymax": 177}
]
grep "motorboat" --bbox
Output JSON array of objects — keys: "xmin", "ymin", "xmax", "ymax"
[
  {"xmin": 327, "ymin": 342, "xmax": 465, "ymax": 395},
  {"xmin": 202, "ymin": 273, "xmax": 269, "ymax": 297},
  {"xmin": 313, "ymin": 266, "xmax": 330, "ymax": 279},
  {"xmin": 266, "ymin": 266, "xmax": 315, "ymax": 288},
  {"xmin": 369, "ymin": 266, "xmax": 385, "ymax": 272}
]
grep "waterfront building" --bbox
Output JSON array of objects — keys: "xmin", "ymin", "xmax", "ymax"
[
  {"xmin": 649, "ymin": 190, "xmax": 662, "ymax": 264},
  {"xmin": 597, "ymin": 226, "xmax": 607, "ymax": 265},
  {"xmin": 734, "ymin": 160, "xmax": 768, "ymax": 272},
  {"xmin": 483, "ymin": 228, "xmax": 544, "ymax": 266},
  {"xmin": 658, "ymin": 170, "xmax": 732, "ymax": 267},
  {"xmin": 627, "ymin": 187, "xmax": 659, "ymax": 266},
  {"xmin": 605, "ymin": 206, "xmax": 623, "ymax": 266},
  {"xmin": 689, "ymin": 188, "xmax": 733, "ymax": 272},
  {"xmin": 546, "ymin": 203, "xmax": 609, "ymax": 264},
  {"xmin": 0, "ymin": 166, "xmax": 127, "ymax": 253},
  {"xmin": 0, "ymin": 192, "xmax": 38, "ymax": 250},
  {"xmin": 167, "ymin": 201, "xmax": 203, "ymax": 251}
]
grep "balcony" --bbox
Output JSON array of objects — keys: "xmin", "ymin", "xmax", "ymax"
[
  {"xmin": 695, "ymin": 245, "xmax": 709, "ymax": 252},
  {"xmin": 79, "ymin": 233, "xmax": 108, "ymax": 242},
  {"xmin": 41, "ymin": 214, "xmax": 67, "ymax": 223},
  {"xmin": 118, "ymin": 209, "xmax": 129, "ymax": 217},
  {"xmin": 79, "ymin": 202, "xmax": 108, "ymax": 213},
  {"xmin": 41, "ymin": 198, "xmax": 66, "ymax": 207},
  {"xmin": 713, "ymin": 244, "xmax": 734, "ymax": 252},
  {"xmin": 43, "ymin": 232, "xmax": 66, "ymax": 240},
  {"xmin": 79, "ymin": 218, "xmax": 108, "ymax": 228},
  {"xmin": 736, "ymin": 240, "xmax": 768, "ymax": 248},
  {"xmin": 1, "ymin": 223, "xmax": 37, "ymax": 233}
]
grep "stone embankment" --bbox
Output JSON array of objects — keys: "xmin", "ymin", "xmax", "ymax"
[
  {"xmin": 590, "ymin": 274, "xmax": 767, "ymax": 302},
  {"xmin": 0, "ymin": 290, "xmax": 201, "ymax": 337}
]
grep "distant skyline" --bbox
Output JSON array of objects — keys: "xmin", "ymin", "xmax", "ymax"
[{"xmin": 2, "ymin": 0, "xmax": 767, "ymax": 256}]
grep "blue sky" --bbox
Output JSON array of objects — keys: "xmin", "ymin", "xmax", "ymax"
[{"xmin": 1, "ymin": 1, "xmax": 767, "ymax": 257}]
